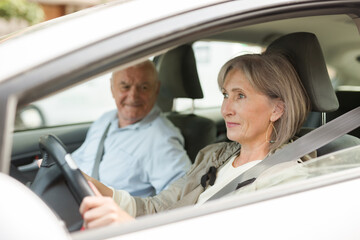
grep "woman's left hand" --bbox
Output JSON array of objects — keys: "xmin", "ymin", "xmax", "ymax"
[{"xmin": 79, "ymin": 181, "xmax": 134, "ymax": 229}]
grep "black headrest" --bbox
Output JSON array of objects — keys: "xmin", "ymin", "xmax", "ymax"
[
  {"xmin": 334, "ymin": 90, "xmax": 360, "ymax": 112},
  {"xmin": 156, "ymin": 44, "xmax": 203, "ymax": 111},
  {"xmin": 266, "ymin": 32, "xmax": 339, "ymax": 112}
]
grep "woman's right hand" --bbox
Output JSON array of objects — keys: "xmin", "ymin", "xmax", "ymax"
[{"xmin": 79, "ymin": 181, "xmax": 134, "ymax": 229}]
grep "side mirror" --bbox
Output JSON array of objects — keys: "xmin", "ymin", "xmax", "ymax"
[{"xmin": 15, "ymin": 105, "xmax": 46, "ymax": 131}]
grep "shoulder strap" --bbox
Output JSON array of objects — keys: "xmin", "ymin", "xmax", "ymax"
[
  {"xmin": 91, "ymin": 123, "xmax": 111, "ymax": 180},
  {"xmin": 207, "ymin": 106, "xmax": 360, "ymax": 201}
]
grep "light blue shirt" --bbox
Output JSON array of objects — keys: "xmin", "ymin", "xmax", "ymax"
[{"xmin": 72, "ymin": 105, "xmax": 191, "ymax": 197}]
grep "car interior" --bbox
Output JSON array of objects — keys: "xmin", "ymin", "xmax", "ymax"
[
  {"xmin": 154, "ymin": 44, "xmax": 218, "ymax": 162},
  {"xmin": 8, "ymin": 10, "xmax": 360, "ymax": 233}
]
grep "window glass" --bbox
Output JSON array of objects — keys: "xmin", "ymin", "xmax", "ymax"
[
  {"xmin": 15, "ymin": 73, "xmax": 115, "ymax": 131},
  {"xmin": 174, "ymin": 41, "xmax": 262, "ymax": 111}
]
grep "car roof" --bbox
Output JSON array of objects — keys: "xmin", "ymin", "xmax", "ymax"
[
  {"xmin": 0, "ymin": 0, "xmax": 224, "ymax": 82},
  {"xmin": 1, "ymin": 0, "xmax": 359, "ymax": 89},
  {"xmin": 1, "ymin": 0, "xmax": 330, "ymax": 84}
]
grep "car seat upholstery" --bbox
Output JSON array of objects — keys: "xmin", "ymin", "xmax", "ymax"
[
  {"xmin": 327, "ymin": 90, "xmax": 360, "ymax": 138},
  {"xmin": 155, "ymin": 44, "xmax": 217, "ymax": 163},
  {"xmin": 302, "ymin": 111, "xmax": 321, "ymax": 128},
  {"xmin": 266, "ymin": 32, "xmax": 360, "ymax": 156}
]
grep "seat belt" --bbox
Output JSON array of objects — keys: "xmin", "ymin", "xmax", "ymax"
[
  {"xmin": 91, "ymin": 123, "xmax": 111, "ymax": 180},
  {"xmin": 207, "ymin": 106, "xmax": 360, "ymax": 201}
]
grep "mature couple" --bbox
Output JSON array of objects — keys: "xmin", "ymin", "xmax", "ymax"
[{"xmin": 70, "ymin": 48, "xmax": 313, "ymax": 229}]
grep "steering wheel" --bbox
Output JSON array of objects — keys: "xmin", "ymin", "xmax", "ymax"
[{"xmin": 31, "ymin": 134, "xmax": 94, "ymax": 232}]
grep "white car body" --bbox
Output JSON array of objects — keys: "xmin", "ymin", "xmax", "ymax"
[{"xmin": 1, "ymin": 0, "xmax": 360, "ymax": 239}]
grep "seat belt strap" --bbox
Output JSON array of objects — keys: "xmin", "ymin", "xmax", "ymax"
[
  {"xmin": 91, "ymin": 123, "xmax": 111, "ymax": 180},
  {"xmin": 208, "ymin": 106, "xmax": 360, "ymax": 201}
]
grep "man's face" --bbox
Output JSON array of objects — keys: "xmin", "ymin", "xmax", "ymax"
[{"xmin": 111, "ymin": 64, "xmax": 159, "ymax": 127}]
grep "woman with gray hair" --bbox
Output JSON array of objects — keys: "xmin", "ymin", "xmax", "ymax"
[
  {"xmin": 79, "ymin": 52, "xmax": 313, "ymax": 229},
  {"xmin": 218, "ymin": 53, "xmax": 310, "ymax": 153}
]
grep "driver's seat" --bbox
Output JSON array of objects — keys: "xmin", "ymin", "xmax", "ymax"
[{"xmin": 267, "ymin": 32, "xmax": 360, "ymax": 156}]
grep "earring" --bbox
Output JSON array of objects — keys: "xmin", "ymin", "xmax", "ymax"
[{"xmin": 266, "ymin": 121, "xmax": 277, "ymax": 143}]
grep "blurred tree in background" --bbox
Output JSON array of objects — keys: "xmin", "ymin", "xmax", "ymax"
[{"xmin": 0, "ymin": 0, "xmax": 44, "ymax": 25}]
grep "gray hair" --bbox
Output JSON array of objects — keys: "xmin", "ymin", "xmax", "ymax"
[
  {"xmin": 218, "ymin": 53, "xmax": 310, "ymax": 152},
  {"xmin": 111, "ymin": 60, "xmax": 158, "ymax": 85}
]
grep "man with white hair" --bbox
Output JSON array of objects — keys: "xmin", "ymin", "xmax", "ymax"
[{"xmin": 72, "ymin": 60, "xmax": 191, "ymax": 197}]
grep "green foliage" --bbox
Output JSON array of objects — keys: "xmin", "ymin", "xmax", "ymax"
[{"xmin": 0, "ymin": 0, "xmax": 44, "ymax": 25}]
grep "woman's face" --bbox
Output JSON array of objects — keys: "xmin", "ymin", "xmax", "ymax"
[{"xmin": 221, "ymin": 68, "xmax": 278, "ymax": 146}]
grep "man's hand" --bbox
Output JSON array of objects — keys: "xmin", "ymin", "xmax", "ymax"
[{"xmin": 79, "ymin": 181, "xmax": 134, "ymax": 229}]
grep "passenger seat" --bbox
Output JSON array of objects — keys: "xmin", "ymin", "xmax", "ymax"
[
  {"xmin": 155, "ymin": 44, "xmax": 217, "ymax": 163},
  {"xmin": 327, "ymin": 90, "xmax": 360, "ymax": 138}
]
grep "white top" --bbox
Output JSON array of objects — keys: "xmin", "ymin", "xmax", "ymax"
[{"xmin": 196, "ymin": 156, "xmax": 261, "ymax": 205}]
